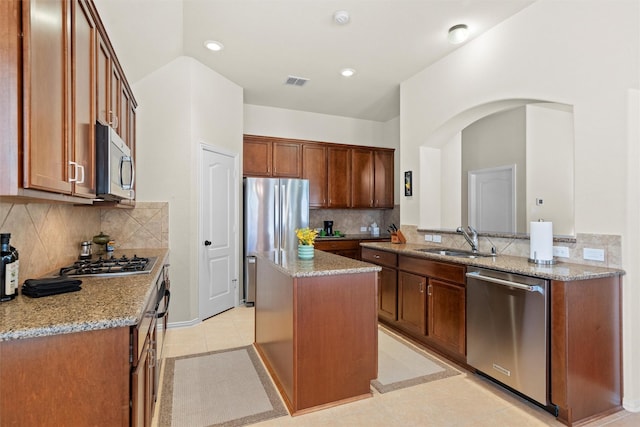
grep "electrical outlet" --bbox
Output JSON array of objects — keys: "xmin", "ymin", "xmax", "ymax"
[
  {"xmin": 433, "ymin": 235, "xmax": 442, "ymax": 243},
  {"xmin": 583, "ymin": 248, "xmax": 605, "ymax": 262},
  {"xmin": 424, "ymin": 235, "xmax": 433, "ymax": 242},
  {"xmin": 360, "ymin": 226, "xmax": 368, "ymax": 232},
  {"xmin": 553, "ymin": 246, "xmax": 570, "ymax": 258}
]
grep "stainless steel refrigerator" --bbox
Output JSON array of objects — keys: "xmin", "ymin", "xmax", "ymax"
[{"xmin": 243, "ymin": 178, "xmax": 309, "ymax": 305}]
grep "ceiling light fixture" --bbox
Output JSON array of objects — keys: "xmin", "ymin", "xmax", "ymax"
[
  {"xmin": 333, "ymin": 10, "xmax": 350, "ymax": 25},
  {"xmin": 340, "ymin": 68, "xmax": 356, "ymax": 77},
  {"xmin": 447, "ymin": 24, "xmax": 469, "ymax": 44},
  {"xmin": 204, "ymin": 40, "xmax": 224, "ymax": 52}
]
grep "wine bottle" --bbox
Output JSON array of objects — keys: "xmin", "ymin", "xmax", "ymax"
[{"xmin": 1, "ymin": 233, "xmax": 19, "ymax": 301}]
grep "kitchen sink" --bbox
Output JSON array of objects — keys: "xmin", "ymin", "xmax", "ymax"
[{"xmin": 416, "ymin": 248, "xmax": 495, "ymax": 258}]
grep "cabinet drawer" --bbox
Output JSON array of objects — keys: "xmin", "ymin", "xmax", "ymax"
[
  {"xmin": 361, "ymin": 247, "xmax": 397, "ymax": 268},
  {"xmin": 315, "ymin": 239, "xmax": 359, "ymax": 251},
  {"xmin": 399, "ymin": 256, "xmax": 465, "ymax": 284},
  {"xmin": 132, "ymin": 297, "xmax": 155, "ymax": 366}
]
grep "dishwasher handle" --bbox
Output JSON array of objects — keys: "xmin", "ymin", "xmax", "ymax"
[{"xmin": 466, "ymin": 271, "xmax": 544, "ymax": 294}]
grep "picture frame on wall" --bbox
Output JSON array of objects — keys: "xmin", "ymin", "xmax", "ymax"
[{"xmin": 404, "ymin": 171, "xmax": 412, "ymax": 196}]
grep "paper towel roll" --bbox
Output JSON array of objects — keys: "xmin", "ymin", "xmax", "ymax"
[{"xmin": 530, "ymin": 221, "xmax": 553, "ymax": 262}]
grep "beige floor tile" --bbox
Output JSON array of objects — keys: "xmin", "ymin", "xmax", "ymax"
[{"xmin": 155, "ymin": 306, "xmax": 639, "ymax": 427}]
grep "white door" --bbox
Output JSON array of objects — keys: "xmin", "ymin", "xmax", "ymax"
[
  {"xmin": 200, "ymin": 145, "xmax": 238, "ymax": 320},
  {"xmin": 468, "ymin": 165, "xmax": 516, "ymax": 233}
]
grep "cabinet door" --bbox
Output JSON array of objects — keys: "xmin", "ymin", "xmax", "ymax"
[
  {"xmin": 351, "ymin": 148, "xmax": 374, "ymax": 208},
  {"xmin": 119, "ymin": 85, "xmax": 130, "ymax": 146},
  {"xmin": 374, "ymin": 150, "xmax": 394, "ymax": 208},
  {"xmin": 428, "ymin": 279, "xmax": 465, "ymax": 356},
  {"xmin": 110, "ymin": 62, "xmax": 122, "ymax": 132},
  {"xmin": 327, "ymin": 146, "xmax": 351, "ymax": 208},
  {"xmin": 131, "ymin": 338, "xmax": 150, "ymax": 427},
  {"xmin": 243, "ymin": 137, "xmax": 272, "ymax": 177},
  {"xmin": 272, "ymin": 141, "xmax": 301, "ymax": 177},
  {"xmin": 71, "ymin": 0, "xmax": 96, "ymax": 198},
  {"xmin": 96, "ymin": 33, "xmax": 110, "ymax": 125},
  {"xmin": 378, "ymin": 266, "xmax": 397, "ymax": 322},
  {"xmin": 398, "ymin": 271, "xmax": 427, "ymax": 335},
  {"xmin": 302, "ymin": 144, "xmax": 327, "ymax": 207},
  {"xmin": 24, "ymin": 0, "xmax": 72, "ymax": 194}
]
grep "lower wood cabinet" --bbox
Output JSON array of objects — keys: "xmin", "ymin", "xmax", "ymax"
[
  {"xmin": 315, "ymin": 239, "xmax": 360, "ymax": 259},
  {"xmin": 428, "ymin": 278, "xmax": 465, "ymax": 356},
  {"xmin": 398, "ymin": 270, "xmax": 427, "ymax": 335}
]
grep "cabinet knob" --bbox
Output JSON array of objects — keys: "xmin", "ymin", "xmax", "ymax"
[{"xmin": 204, "ymin": 240, "xmax": 212, "ymax": 246}]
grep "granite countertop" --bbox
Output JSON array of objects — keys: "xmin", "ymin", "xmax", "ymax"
[
  {"xmin": 315, "ymin": 233, "xmax": 391, "ymax": 241},
  {"xmin": 360, "ymin": 242, "xmax": 625, "ymax": 281},
  {"xmin": 256, "ymin": 250, "xmax": 381, "ymax": 278},
  {"xmin": 0, "ymin": 248, "xmax": 169, "ymax": 342}
]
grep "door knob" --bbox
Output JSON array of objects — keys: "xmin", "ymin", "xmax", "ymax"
[{"xmin": 204, "ymin": 240, "xmax": 212, "ymax": 246}]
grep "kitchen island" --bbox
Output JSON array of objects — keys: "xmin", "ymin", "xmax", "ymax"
[
  {"xmin": 0, "ymin": 248, "xmax": 169, "ymax": 426},
  {"xmin": 254, "ymin": 250, "xmax": 380, "ymax": 415}
]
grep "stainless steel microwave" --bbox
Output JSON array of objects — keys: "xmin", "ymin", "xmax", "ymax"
[{"xmin": 95, "ymin": 122, "xmax": 135, "ymax": 200}]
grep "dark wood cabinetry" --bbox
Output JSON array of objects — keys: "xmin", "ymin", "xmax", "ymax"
[
  {"xmin": 314, "ymin": 239, "xmax": 360, "ymax": 259},
  {"xmin": 243, "ymin": 135, "xmax": 301, "ymax": 178},
  {"xmin": 302, "ymin": 143, "xmax": 327, "ymax": 207},
  {"xmin": 398, "ymin": 270, "xmax": 427, "ymax": 335},
  {"xmin": 365, "ymin": 250, "xmax": 466, "ymax": 361},
  {"xmin": 361, "ymin": 247, "xmax": 398, "ymax": 322},
  {"xmin": 327, "ymin": 146, "xmax": 351, "ymax": 208},
  {"xmin": 351, "ymin": 148, "xmax": 375, "ymax": 208},
  {"xmin": 243, "ymin": 135, "xmax": 394, "ymax": 209},
  {"xmin": 0, "ymin": 0, "xmax": 136, "ymax": 204}
]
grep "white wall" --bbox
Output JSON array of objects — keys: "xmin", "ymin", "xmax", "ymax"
[
  {"xmin": 244, "ymin": 104, "xmax": 401, "ymax": 204},
  {"xmin": 400, "ymin": 0, "xmax": 640, "ymax": 410},
  {"xmin": 134, "ymin": 56, "xmax": 243, "ymax": 324}
]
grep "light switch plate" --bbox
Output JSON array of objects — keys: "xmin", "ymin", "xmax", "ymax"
[
  {"xmin": 433, "ymin": 235, "xmax": 442, "ymax": 243},
  {"xmin": 553, "ymin": 246, "xmax": 570, "ymax": 258},
  {"xmin": 583, "ymin": 248, "xmax": 605, "ymax": 262},
  {"xmin": 360, "ymin": 226, "xmax": 368, "ymax": 232},
  {"xmin": 424, "ymin": 235, "xmax": 433, "ymax": 242}
]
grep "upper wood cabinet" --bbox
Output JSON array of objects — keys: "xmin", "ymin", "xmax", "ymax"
[
  {"xmin": 0, "ymin": 0, "xmax": 137, "ymax": 204},
  {"xmin": 243, "ymin": 135, "xmax": 301, "ymax": 178},
  {"xmin": 351, "ymin": 147, "xmax": 394, "ymax": 208},
  {"xmin": 302, "ymin": 144, "xmax": 327, "ymax": 208},
  {"xmin": 374, "ymin": 149, "xmax": 394, "ymax": 208},
  {"xmin": 243, "ymin": 134, "xmax": 394, "ymax": 209},
  {"xmin": 327, "ymin": 146, "xmax": 351, "ymax": 208}
]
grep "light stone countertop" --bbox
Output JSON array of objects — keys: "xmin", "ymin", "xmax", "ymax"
[
  {"xmin": 256, "ymin": 249, "xmax": 381, "ymax": 278},
  {"xmin": 360, "ymin": 242, "xmax": 624, "ymax": 281},
  {"xmin": 0, "ymin": 248, "xmax": 169, "ymax": 342},
  {"xmin": 315, "ymin": 233, "xmax": 392, "ymax": 241}
]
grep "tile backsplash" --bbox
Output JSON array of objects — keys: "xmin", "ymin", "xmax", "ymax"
[
  {"xmin": 310, "ymin": 205, "xmax": 400, "ymax": 235},
  {"xmin": 0, "ymin": 201, "xmax": 168, "ymax": 283},
  {"xmin": 403, "ymin": 225, "xmax": 622, "ymax": 269}
]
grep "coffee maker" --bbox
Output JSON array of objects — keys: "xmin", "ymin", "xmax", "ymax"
[{"xmin": 323, "ymin": 220, "xmax": 334, "ymax": 236}]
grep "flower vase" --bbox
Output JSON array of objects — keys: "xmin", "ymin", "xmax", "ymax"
[{"xmin": 298, "ymin": 244, "xmax": 314, "ymax": 260}]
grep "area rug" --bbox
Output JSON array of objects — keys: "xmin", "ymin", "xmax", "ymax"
[
  {"xmin": 372, "ymin": 327, "xmax": 461, "ymax": 393},
  {"xmin": 158, "ymin": 345, "xmax": 288, "ymax": 427}
]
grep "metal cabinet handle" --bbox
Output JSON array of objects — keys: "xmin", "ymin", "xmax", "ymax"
[
  {"xmin": 374, "ymin": 254, "xmax": 380, "ymax": 259},
  {"xmin": 427, "ymin": 284, "xmax": 432, "ymax": 296},
  {"xmin": 419, "ymin": 282, "xmax": 424, "ymax": 293}
]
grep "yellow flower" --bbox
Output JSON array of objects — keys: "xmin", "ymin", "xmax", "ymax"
[{"xmin": 295, "ymin": 227, "xmax": 318, "ymax": 246}]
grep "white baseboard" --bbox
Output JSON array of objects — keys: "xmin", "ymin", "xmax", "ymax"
[
  {"xmin": 165, "ymin": 318, "xmax": 201, "ymax": 329},
  {"xmin": 623, "ymin": 396, "xmax": 640, "ymax": 413}
]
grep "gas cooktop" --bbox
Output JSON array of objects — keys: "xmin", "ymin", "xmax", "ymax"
[{"xmin": 58, "ymin": 255, "xmax": 157, "ymax": 278}]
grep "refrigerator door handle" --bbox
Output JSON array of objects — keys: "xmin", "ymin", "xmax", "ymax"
[{"xmin": 274, "ymin": 182, "xmax": 280, "ymax": 252}]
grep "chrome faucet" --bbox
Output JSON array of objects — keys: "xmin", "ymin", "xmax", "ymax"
[{"xmin": 457, "ymin": 225, "xmax": 479, "ymax": 252}]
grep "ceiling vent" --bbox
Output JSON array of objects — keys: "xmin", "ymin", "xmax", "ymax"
[{"xmin": 285, "ymin": 75, "xmax": 309, "ymax": 86}]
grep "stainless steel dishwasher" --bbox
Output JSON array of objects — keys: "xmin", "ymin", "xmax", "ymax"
[{"xmin": 466, "ymin": 267, "xmax": 555, "ymax": 413}]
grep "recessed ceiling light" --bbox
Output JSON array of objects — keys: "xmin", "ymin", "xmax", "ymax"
[
  {"xmin": 340, "ymin": 68, "xmax": 356, "ymax": 77},
  {"xmin": 204, "ymin": 40, "xmax": 224, "ymax": 52},
  {"xmin": 448, "ymin": 24, "xmax": 469, "ymax": 44},
  {"xmin": 333, "ymin": 10, "xmax": 350, "ymax": 25}
]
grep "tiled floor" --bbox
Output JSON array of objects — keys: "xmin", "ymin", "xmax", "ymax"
[{"xmin": 154, "ymin": 306, "xmax": 639, "ymax": 427}]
